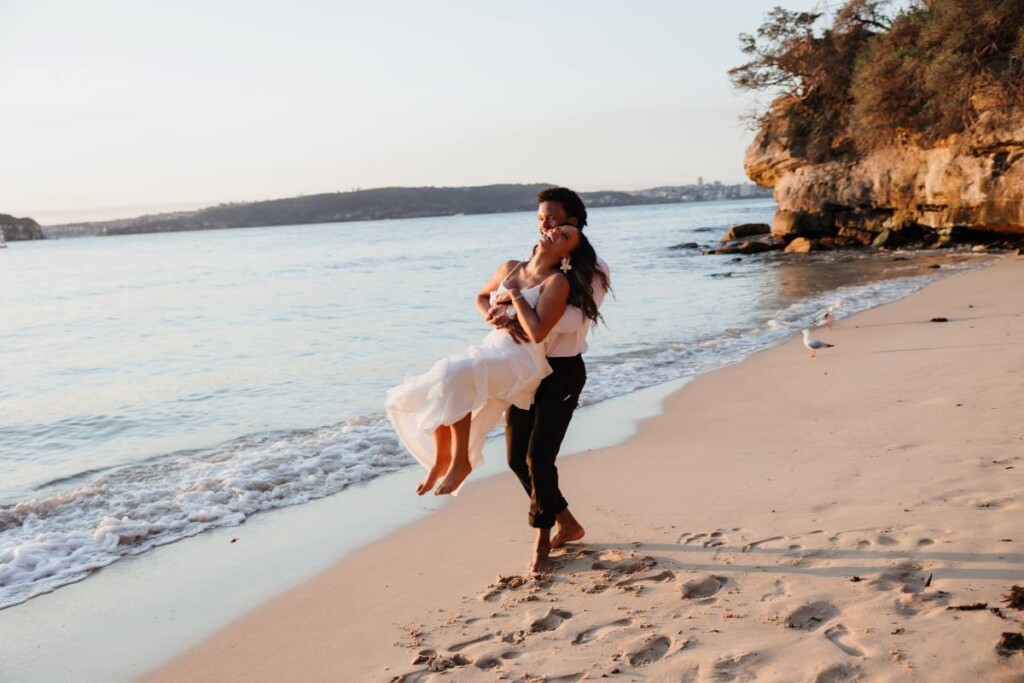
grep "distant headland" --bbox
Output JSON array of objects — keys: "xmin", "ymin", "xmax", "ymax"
[
  {"xmin": 0, "ymin": 214, "xmax": 45, "ymax": 242},
  {"xmin": 37, "ymin": 181, "xmax": 771, "ymax": 239}
]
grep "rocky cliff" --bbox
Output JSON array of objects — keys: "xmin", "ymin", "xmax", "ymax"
[
  {"xmin": 745, "ymin": 104, "xmax": 1024, "ymax": 248},
  {"xmin": 0, "ymin": 214, "xmax": 45, "ymax": 241}
]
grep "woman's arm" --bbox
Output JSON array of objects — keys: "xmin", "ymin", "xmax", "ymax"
[
  {"xmin": 507, "ymin": 274, "xmax": 570, "ymax": 343},
  {"xmin": 476, "ymin": 260, "xmax": 521, "ymax": 319}
]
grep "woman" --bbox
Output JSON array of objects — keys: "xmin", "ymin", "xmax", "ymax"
[{"xmin": 385, "ymin": 223, "xmax": 605, "ymax": 496}]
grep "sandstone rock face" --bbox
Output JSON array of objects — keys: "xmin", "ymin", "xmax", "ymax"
[
  {"xmin": 784, "ymin": 237, "xmax": 815, "ymax": 253},
  {"xmin": 0, "ymin": 214, "xmax": 45, "ymax": 241},
  {"xmin": 745, "ymin": 108, "xmax": 1024, "ymax": 243}
]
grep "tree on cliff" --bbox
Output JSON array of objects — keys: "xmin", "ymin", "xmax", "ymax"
[{"xmin": 731, "ymin": 0, "xmax": 1024, "ymax": 160}]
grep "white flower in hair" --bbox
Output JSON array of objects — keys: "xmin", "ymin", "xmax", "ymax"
[{"xmin": 560, "ymin": 257, "xmax": 573, "ymax": 273}]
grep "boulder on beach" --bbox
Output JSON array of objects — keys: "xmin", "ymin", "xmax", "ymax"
[
  {"xmin": 721, "ymin": 223, "xmax": 771, "ymax": 242},
  {"xmin": 706, "ymin": 234, "xmax": 785, "ymax": 255}
]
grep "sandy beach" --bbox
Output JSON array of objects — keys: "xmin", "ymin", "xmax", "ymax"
[{"xmin": 147, "ymin": 256, "xmax": 1024, "ymax": 683}]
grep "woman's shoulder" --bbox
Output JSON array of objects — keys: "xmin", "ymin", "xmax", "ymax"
[{"xmin": 540, "ymin": 271, "xmax": 570, "ymax": 293}]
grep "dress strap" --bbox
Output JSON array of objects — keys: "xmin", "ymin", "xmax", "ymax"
[{"xmin": 500, "ymin": 260, "xmax": 526, "ymax": 287}]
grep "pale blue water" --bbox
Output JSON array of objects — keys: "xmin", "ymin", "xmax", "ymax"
[{"xmin": 0, "ymin": 199, "xmax": 981, "ymax": 607}]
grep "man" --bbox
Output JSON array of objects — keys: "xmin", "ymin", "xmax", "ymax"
[{"xmin": 487, "ymin": 187, "xmax": 609, "ymax": 574}]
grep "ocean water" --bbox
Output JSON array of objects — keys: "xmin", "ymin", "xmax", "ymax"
[{"xmin": 0, "ymin": 199, "xmax": 986, "ymax": 609}]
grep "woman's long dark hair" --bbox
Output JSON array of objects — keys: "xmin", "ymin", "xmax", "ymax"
[{"xmin": 565, "ymin": 231, "xmax": 610, "ymax": 327}]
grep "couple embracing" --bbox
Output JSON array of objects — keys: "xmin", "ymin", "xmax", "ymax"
[{"xmin": 386, "ymin": 187, "xmax": 610, "ymax": 574}]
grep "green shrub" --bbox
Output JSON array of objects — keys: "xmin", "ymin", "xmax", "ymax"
[{"xmin": 732, "ymin": 0, "xmax": 1024, "ymax": 160}]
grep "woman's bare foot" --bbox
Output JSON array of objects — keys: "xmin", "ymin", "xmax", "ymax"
[
  {"xmin": 415, "ymin": 457, "xmax": 450, "ymax": 496},
  {"xmin": 418, "ymin": 426, "xmax": 453, "ymax": 495},
  {"xmin": 551, "ymin": 510, "xmax": 585, "ymax": 549},
  {"xmin": 434, "ymin": 459, "xmax": 471, "ymax": 495}
]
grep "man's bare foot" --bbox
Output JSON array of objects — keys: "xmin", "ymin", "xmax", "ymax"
[
  {"xmin": 530, "ymin": 543, "xmax": 552, "ymax": 575},
  {"xmin": 551, "ymin": 511, "xmax": 585, "ymax": 549},
  {"xmin": 434, "ymin": 459, "xmax": 471, "ymax": 495}
]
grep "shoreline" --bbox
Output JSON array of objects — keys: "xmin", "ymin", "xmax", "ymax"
[
  {"xmin": 0, "ymin": 377, "xmax": 686, "ymax": 683},
  {"xmin": 146, "ymin": 256, "xmax": 1024, "ymax": 682}
]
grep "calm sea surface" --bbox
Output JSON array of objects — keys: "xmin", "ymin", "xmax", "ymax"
[{"xmin": 0, "ymin": 199, "xmax": 985, "ymax": 607}]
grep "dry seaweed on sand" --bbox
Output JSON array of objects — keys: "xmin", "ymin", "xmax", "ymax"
[
  {"xmin": 996, "ymin": 632, "xmax": 1024, "ymax": 656},
  {"xmin": 1001, "ymin": 585, "xmax": 1024, "ymax": 610}
]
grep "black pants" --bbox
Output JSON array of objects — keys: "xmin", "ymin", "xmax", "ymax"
[{"xmin": 505, "ymin": 354, "xmax": 586, "ymax": 529}]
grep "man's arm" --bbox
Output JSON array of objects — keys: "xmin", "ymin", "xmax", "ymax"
[{"xmin": 480, "ymin": 263, "xmax": 530, "ymax": 343}]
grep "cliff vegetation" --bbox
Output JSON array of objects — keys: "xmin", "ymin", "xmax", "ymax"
[{"xmin": 733, "ymin": 0, "xmax": 1024, "ymax": 248}]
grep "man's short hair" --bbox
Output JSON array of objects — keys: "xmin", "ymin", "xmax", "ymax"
[{"xmin": 537, "ymin": 187, "xmax": 588, "ymax": 229}]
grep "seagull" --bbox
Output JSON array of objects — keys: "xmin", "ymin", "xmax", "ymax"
[{"xmin": 802, "ymin": 328, "xmax": 834, "ymax": 359}]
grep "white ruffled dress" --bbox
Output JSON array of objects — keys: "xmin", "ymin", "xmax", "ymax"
[{"xmin": 385, "ymin": 283, "xmax": 551, "ymax": 475}]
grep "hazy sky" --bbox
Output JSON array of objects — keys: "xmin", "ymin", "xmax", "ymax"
[{"xmin": 2, "ymin": 0, "xmax": 806, "ymax": 223}]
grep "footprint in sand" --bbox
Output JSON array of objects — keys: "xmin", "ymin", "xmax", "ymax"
[
  {"xmin": 814, "ymin": 663, "xmax": 866, "ymax": 683},
  {"xmin": 528, "ymin": 607, "xmax": 573, "ymax": 632},
  {"xmin": 710, "ymin": 652, "xmax": 759, "ymax": 682},
  {"xmin": 471, "ymin": 653, "xmax": 502, "ymax": 670},
  {"xmin": 786, "ymin": 601, "xmax": 839, "ymax": 630},
  {"xmin": 761, "ymin": 578, "xmax": 790, "ymax": 602},
  {"xmin": 592, "ymin": 554, "xmax": 658, "ymax": 575},
  {"xmin": 572, "ymin": 618, "xmax": 632, "ymax": 645},
  {"xmin": 446, "ymin": 633, "xmax": 494, "ymax": 653},
  {"xmin": 546, "ymin": 674, "xmax": 585, "ymax": 683},
  {"xmin": 595, "ymin": 549, "xmax": 624, "ymax": 561},
  {"xmin": 622, "ymin": 634, "xmax": 672, "ymax": 666},
  {"xmin": 742, "ymin": 536, "xmax": 784, "ymax": 552},
  {"xmin": 870, "ymin": 562, "xmax": 927, "ymax": 594},
  {"xmin": 917, "ymin": 538, "xmax": 935, "ymax": 547},
  {"xmin": 393, "ymin": 653, "xmax": 470, "ymax": 682},
  {"xmin": 896, "ymin": 590, "xmax": 950, "ymax": 616},
  {"xmin": 678, "ymin": 530, "xmax": 730, "ymax": 547},
  {"xmin": 616, "ymin": 569, "xmax": 675, "ymax": 587},
  {"xmin": 680, "ymin": 575, "xmax": 728, "ymax": 601},
  {"xmin": 825, "ymin": 624, "xmax": 865, "ymax": 657}
]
